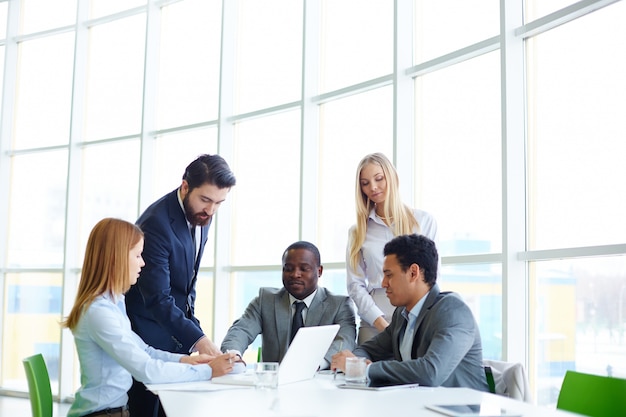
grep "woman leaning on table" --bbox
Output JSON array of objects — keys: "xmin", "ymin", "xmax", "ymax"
[
  {"xmin": 347, "ymin": 153, "xmax": 439, "ymax": 344},
  {"xmin": 62, "ymin": 218, "xmax": 236, "ymax": 417}
]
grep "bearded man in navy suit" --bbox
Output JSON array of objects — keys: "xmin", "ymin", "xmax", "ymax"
[{"xmin": 126, "ymin": 154, "xmax": 236, "ymax": 417}]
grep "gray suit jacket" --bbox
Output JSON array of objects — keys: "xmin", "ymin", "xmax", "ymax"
[
  {"xmin": 353, "ymin": 284, "xmax": 488, "ymax": 391},
  {"xmin": 221, "ymin": 287, "xmax": 356, "ymax": 368}
]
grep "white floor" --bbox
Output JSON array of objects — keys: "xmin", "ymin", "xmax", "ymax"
[{"xmin": 0, "ymin": 394, "xmax": 71, "ymax": 416}]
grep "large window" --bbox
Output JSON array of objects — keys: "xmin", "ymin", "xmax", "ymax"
[
  {"xmin": 0, "ymin": 0, "xmax": 624, "ymax": 408},
  {"xmin": 525, "ymin": 0, "xmax": 626, "ymax": 403}
]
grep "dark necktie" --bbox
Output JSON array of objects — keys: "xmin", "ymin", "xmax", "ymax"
[{"xmin": 290, "ymin": 301, "xmax": 306, "ymax": 343}]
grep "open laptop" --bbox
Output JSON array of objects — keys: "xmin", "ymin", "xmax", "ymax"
[{"xmin": 212, "ymin": 324, "xmax": 340, "ymax": 386}]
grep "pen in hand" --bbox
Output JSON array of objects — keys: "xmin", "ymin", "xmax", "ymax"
[{"xmin": 334, "ymin": 341, "xmax": 343, "ymax": 380}]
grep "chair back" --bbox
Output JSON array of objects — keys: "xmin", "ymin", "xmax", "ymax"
[
  {"xmin": 556, "ymin": 370, "xmax": 626, "ymax": 417},
  {"xmin": 483, "ymin": 359, "xmax": 532, "ymax": 403},
  {"xmin": 22, "ymin": 353, "xmax": 53, "ymax": 417}
]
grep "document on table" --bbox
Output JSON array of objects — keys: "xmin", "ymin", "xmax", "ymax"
[
  {"xmin": 146, "ymin": 380, "xmax": 250, "ymax": 393},
  {"xmin": 147, "ymin": 362, "xmax": 250, "ymax": 392},
  {"xmin": 425, "ymin": 403, "xmax": 522, "ymax": 417}
]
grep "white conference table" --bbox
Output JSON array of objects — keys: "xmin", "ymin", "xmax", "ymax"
[{"xmin": 147, "ymin": 373, "xmax": 581, "ymax": 417}]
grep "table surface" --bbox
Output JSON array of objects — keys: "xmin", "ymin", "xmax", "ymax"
[{"xmin": 147, "ymin": 373, "xmax": 581, "ymax": 417}]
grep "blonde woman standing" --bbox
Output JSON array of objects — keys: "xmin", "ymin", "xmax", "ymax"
[
  {"xmin": 63, "ymin": 218, "xmax": 235, "ymax": 417},
  {"xmin": 347, "ymin": 153, "xmax": 439, "ymax": 344}
]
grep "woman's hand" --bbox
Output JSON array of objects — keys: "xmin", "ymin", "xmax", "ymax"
[{"xmin": 180, "ymin": 353, "xmax": 213, "ymax": 365}]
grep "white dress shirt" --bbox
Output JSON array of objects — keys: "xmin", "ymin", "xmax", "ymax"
[
  {"xmin": 288, "ymin": 289, "xmax": 318, "ymax": 323},
  {"xmin": 67, "ymin": 292, "xmax": 212, "ymax": 417}
]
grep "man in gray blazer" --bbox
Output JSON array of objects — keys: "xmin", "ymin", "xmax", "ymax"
[
  {"xmin": 221, "ymin": 241, "xmax": 356, "ymax": 369},
  {"xmin": 331, "ymin": 234, "xmax": 488, "ymax": 391}
]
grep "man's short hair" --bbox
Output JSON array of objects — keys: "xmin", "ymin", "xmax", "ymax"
[
  {"xmin": 183, "ymin": 154, "xmax": 236, "ymax": 190},
  {"xmin": 282, "ymin": 241, "xmax": 321, "ymax": 266},
  {"xmin": 383, "ymin": 234, "xmax": 438, "ymax": 286}
]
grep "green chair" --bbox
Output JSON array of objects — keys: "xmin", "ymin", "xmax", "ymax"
[
  {"xmin": 485, "ymin": 365, "xmax": 496, "ymax": 394},
  {"xmin": 556, "ymin": 370, "xmax": 626, "ymax": 417},
  {"xmin": 22, "ymin": 353, "xmax": 53, "ymax": 417}
]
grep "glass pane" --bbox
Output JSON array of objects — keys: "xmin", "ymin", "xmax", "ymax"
[
  {"xmin": 6, "ymin": 151, "xmax": 68, "ymax": 268},
  {"xmin": 416, "ymin": 52, "xmax": 502, "ymax": 256},
  {"xmin": 0, "ymin": 45, "xmax": 5, "ymax": 105},
  {"xmin": 20, "ymin": 0, "xmax": 77, "ymax": 34},
  {"xmin": 152, "ymin": 129, "xmax": 218, "ymax": 201},
  {"xmin": 527, "ymin": 3, "xmax": 626, "ymax": 250},
  {"xmin": 320, "ymin": 0, "xmax": 393, "ymax": 93},
  {"xmin": 13, "ymin": 33, "xmax": 74, "ymax": 149},
  {"xmin": 235, "ymin": 0, "xmax": 303, "ymax": 113},
  {"xmin": 194, "ymin": 271, "xmax": 215, "ymax": 343},
  {"xmin": 318, "ymin": 86, "xmax": 394, "ymax": 263},
  {"xmin": 443, "ymin": 263, "xmax": 503, "ymax": 361},
  {"xmin": 77, "ymin": 141, "xmax": 140, "ymax": 267},
  {"xmin": 199, "ymin": 223, "xmax": 216, "ymax": 269},
  {"xmin": 531, "ymin": 256, "xmax": 626, "ymax": 406},
  {"xmin": 89, "ymin": 0, "xmax": 146, "ymax": 19},
  {"xmin": 158, "ymin": 0, "xmax": 222, "ymax": 128},
  {"xmin": 0, "ymin": 2, "xmax": 8, "ymax": 36},
  {"xmin": 84, "ymin": 14, "xmax": 146, "ymax": 140},
  {"xmin": 414, "ymin": 0, "xmax": 499, "ymax": 65},
  {"xmin": 1, "ymin": 273, "xmax": 62, "ymax": 393},
  {"xmin": 229, "ymin": 270, "xmax": 279, "ymax": 361},
  {"xmin": 153, "ymin": 128, "xmax": 219, "ymax": 268},
  {"xmin": 230, "ymin": 110, "xmax": 301, "ymax": 265},
  {"xmin": 525, "ymin": 0, "xmax": 578, "ymax": 22}
]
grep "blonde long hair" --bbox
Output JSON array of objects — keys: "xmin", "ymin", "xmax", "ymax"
[
  {"xmin": 348, "ymin": 153, "xmax": 419, "ymax": 272},
  {"xmin": 62, "ymin": 218, "xmax": 143, "ymax": 330}
]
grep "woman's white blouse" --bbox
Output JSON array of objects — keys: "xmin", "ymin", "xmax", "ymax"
[{"xmin": 346, "ymin": 208, "xmax": 438, "ymax": 326}]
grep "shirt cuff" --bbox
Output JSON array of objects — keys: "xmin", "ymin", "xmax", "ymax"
[
  {"xmin": 189, "ymin": 335, "xmax": 206, "ymax": 353},
  {"xmin": 366, "ymin": 362, "xmax": 373, "ymax": 380}
]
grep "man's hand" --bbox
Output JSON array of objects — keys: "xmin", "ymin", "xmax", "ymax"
[
  {"xmin": 330, "ymin": 349, "xmax": 356, "ymax": 373},
  {"xmin": 194, "ymin": 336, "xmax": 222, "ymax": 356}
]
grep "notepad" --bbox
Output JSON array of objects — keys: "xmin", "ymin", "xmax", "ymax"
[
  {"xmin": 425, "ymin": 403, "xmax": 521, "ymax": 417},
  {"xmin": 337, "ymin": 382, "xmax": 420, "ymax": 391}
]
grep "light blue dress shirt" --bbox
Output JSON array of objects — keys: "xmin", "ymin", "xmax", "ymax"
[
  {"xmin": 67, "ymin": 293, "xmax": 212, "ymax": 417},
  {"xmin": 399, "ymin": 293, "xmax": 428, "ymax": 361}
]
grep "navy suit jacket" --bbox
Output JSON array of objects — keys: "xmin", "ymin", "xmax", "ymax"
[
  {"xmin": 353, "ymin": 284, "xmax": 489, "ymax": 391},
  {"xmin": 220, "ymin": 287, "xmax": 356, "ymax": 368},
  {"xmin": 126, "ymin": 189, "xmax": 209, "ymax": 353}
]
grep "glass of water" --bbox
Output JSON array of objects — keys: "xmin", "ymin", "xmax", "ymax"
[{"xmin": 255, "ymin": 362, "xmax": 279, "ymax": 390}]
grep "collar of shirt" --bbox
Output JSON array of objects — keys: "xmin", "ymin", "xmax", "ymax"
[
  {"xmin": 100, "ymin": 291, "xmax": 124, "ymax": 307},
  {"xmin": 368, "ymin": 208, "xmax": 389, "ymax": 226},
  {"xmin": 288, "ymin": 288, "xmax": 318, "ymax": 308},
  {"xmin": 288, "ymin": 290, "xmax": 317, "ymax": 326},
  {"xmin": 177, "ymin": 188, "xmax": 194, "ymax": 232},
  {"xmin": 401, "ymin": 288, "xmax": 430, "ymax": 325}
]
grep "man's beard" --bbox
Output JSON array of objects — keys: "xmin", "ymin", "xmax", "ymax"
[{"xmin": 183, "ymin": 195, "xmax": 211, "ymax": 226}]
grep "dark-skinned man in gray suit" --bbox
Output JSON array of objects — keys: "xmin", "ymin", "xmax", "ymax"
[{"xmin": 221, "ymin": 241, "xmax": 356, "ymax": 369}]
